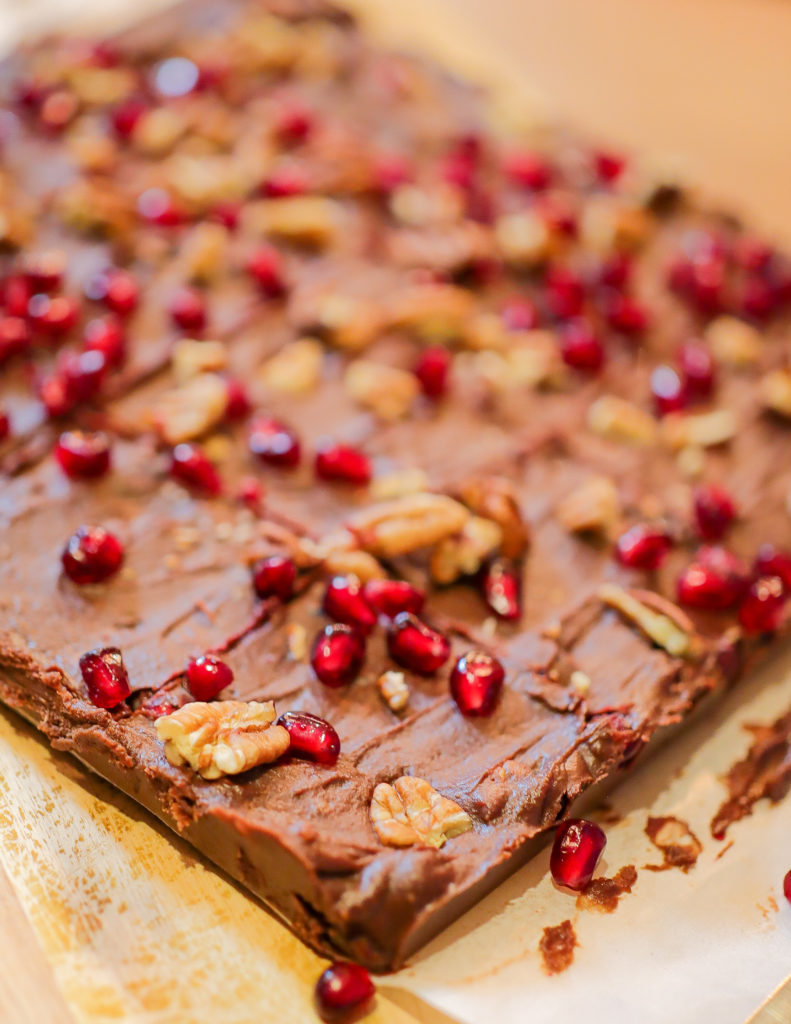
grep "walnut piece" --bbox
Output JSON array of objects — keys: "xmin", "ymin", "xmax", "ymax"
[
  {"xmin": 156, "ymin": 700, "xmax": 290, "ymax": 780},
  {"xmin": 429, "ymin": 515, "xmax": 503, "ymax": 585},
  {"xmin": 378, "ymin": 671, "xmax": 410, "ymax": 712},
  {"xmin": 180, "ymin": 222, "xmax": 230, "ymax": 283},
  {"xmin": 249, "ymin": 196, "xmax": 339, "ymax": 247},
  {"xmin": 660, "ymin": 408, "xmax": 736, "ymax": 450},
  {"xmin": 762, "ymin": 368, "xmax": 791, "ymax": 418},
  {"xmin": 344, "ymin": 359, "xmax": 419, "ymax": 420},
  {"xmin": 599, "ymin": 584, "xmax": 695, "ymax": 658},
  {"xmin": 260, "ymin": 338, "xmax": 324, "ymax": 395},
  {"xmin": 348, "ymin": 493, "xmax": 470, "ymax": 558},
  {"xmin": 457, "ymin": 476, "xmax": 529, "ymax": 559},
  {"xmin": 386, "ymin": 283, "xmax": 474, "ymax": 340},
  {"xmin": 587, "ymin": 395, "xmax": 657, "ymax": 445},
  {"xmin": 495, "ymin": 210, "xmax": 551, "ymax": 266},
  {"xmin": 171, "ymin": 340, "xmax": 227, "ymax": 383},
  {"xmin": 705, "ymin": 315, "xmax": 762, "ymax": 367},
  {"xmin": 152, "ymin": 372, "xmax": 229, "ymax": 444},
  {"xmin": 370, "ymin": 468, "xmax": 429, "ymax": 501},
  {"xmin": 286, "ymin": 623, "xmax": 308, "ymax": 661},
  {"xmin": 557, "ymin": 476, "xmax": 620, "ymax": 536},
  {"xmin": 370, "ymin": 776, "xmax": 472, "ymax": 848}
]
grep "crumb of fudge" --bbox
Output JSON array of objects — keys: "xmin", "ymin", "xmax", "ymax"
[
  {"xmin": 539, "ymin": 919, "xmax": 577, "ymax": 975},
  {"xmin": 644, "ymin": 816, "xmax": 703, "ymax": 872},
  {"xmin": 576, "ymin": 865, "xmax": 637, "ymax": 913}
]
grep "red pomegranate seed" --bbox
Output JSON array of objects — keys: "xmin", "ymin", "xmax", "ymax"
[
  {"xmin": 738, "ymin": 576, "xmax": 786, "ymax": 633},
  {"xmin": 78, "ymin": 647, "xmax": 131, "ymax": 709},
  {"xmin": 0, "ymin": 315, "xmax": 31, "ymax": 362},
  {"xmin": 0, "ymin": 411, "xmax": 9, "ymax": 442},
  {"xmin": 386, "ymin": 612, "xmax": 450, "ymax": 675},
  {"xmin": 39, "ymin": 89, "xmax": 78, "ymax": 132},
  {"xmin": 739, "ymin": 276, "xmax": 775, "ymax": 321},
  {"xmin": 224, "ymin": 378, "xmax": 251, "ymax": 421},
  {"xmin": 314, "ymin": 962, "xmax": 374, "ymax": 1022},
  {"xmin": 170, "ymin": 443, "xmax": 222, "ymax": 495},
  {"xmin": 245, "ymin": 244, "xmax": 287, "ymax": 298},
  {"xmin": 62, "ymin": 525, "xmax": 124, "ymax": 584},
  {"xmin": 734, "ymin": 237, "xmax": 773, "ymax": 273},
  {"xmin": 28, "ymin": 293, "xmax": 80, "ymax": 336},
  {"xmin": 693, "ymin": 484, "xmax": 736, "ymax": 541},
  {"xmin": 677, "ymin": 545, "xmax": 748, "ymax": 610},
  {"xmin": 237, "ymin": 475, "xmax": 265, "ymax": 511},
  {"xmin": 615, "ymin": 523, "xmax": 672, "ymax": 570},
  {"xmin": 137, "ymin": 187, "xmax": 184, "ymax": 227},
  {"xmin": 186, "ymin": 654, "xmax": 233, "ymax": 701},
  {"xmin": 560, "ymin": 320, "xmax": 604, "ymax": 372},
  {"xmin": 545, "ymin": 267, "xmax": 585, "ymax": 320},
  {"xmin": 209, "ymin": 200, "xmax": 242, "ymax": 231},
  {"xmin": 55, "ymin": 430, "xmax": 111, "ymax": 479},
  {"xmin": 249, "ymin": 417, "xmax": 301, "ymax": 469},
  {"xmin": 550, "ymin": 818, "xmax": 607, "ymax": 891},
  {"xmin": 169, "ymin": 286, "xmax": 207, "ymax": 332},
  {"xmin": 593, "ymin": 150, "xmax": 626, "ymax": 184},
  {"xmin": 783, "ymin": 870, "xmax": 791, "ymax": 906},
  {"xmin": 689, "ymin": 257, "xmax": 726, "ymax": 313},
  {"xmin": 274, "ymin": 100, "xmax": 314, "ymax": 144},
  {"xmin": 450, "ymin": 650, "xmax": 505, "ymax": 716},
  {"xmin": 311, "ymin": 623, "xmax": 365, "ymax": 687},
  {"xmin": 260, "ymin": 165, "xmax": 309, "ymax": 198},
  {"xmin": 140, "ymin": 692, "xmax": 178, "ymax": 719},
  {"xmin": 678, "ymin": 339, "xmax": 715, "ymax": 399},
  {"xmin": 597, "ymin": 253, "xmax": 632, "ymax": 290},
  {"xmin": 755, "ymin": 545, "xmax": 791, "ymax": 592},
  {"xmin": 83, "ymin": 315, "xmax": 126, "ymax": 367},
  {"xmin": 602, "ymin": 292, "xmax": 648, "ymax": 336},
  {"xmin": 503, "ymin": 150, "xmax": 552, "ymax": 191},
  {"xmin": 362, "ymin": 578, "xmax": 425, "ymax": 619},
  {"xmin": 276, "ymin": 710, "xmax": 340, "ymax": 765},
  {"xmin": 61, "ymin": 349, "xmax": 107, "ymax": 403},
  {"xmin": 501, "ymin": 296, "xmax": 539, "ymax": 331},
  {"xmin": 323, "ymin": 576, "xmax": 377, "ymax": 635},
  {"xmin": 481, "ymin": 558, "xmax": 522, "ymax": 620},
  {"xmin": 102, "ymin": 269, "xmax": 139, "ymax": 316},
  {"xmin": 315, "ymin": 444, "xmax": 371, "ymax": 486},
  {"xmin": 651, "ymin": 364, "xmax": 687, "ymax": 416},
  {"xmin": 23, "ymin": 251, "xmax": 64, "ymax": 291},
  {"xmin": 3, "ymin": 275, "xmax": 32, "ymax": 318},
  {"xmin": 372, "ymin": 152, "xmax": 412, "ymax": 194},
  {"xmin": 40, "ymin": 374, "xmax": 76, "ymax": 418},
  {"xmin": 413, "ymin": 346, "xmax": 451, "ymax": 399},
  {"xmin": 111, "ymin": 97, "xmax": 147, "ymax": 139},
  {"xmin": 540, "ymin": 196, "xmax": 578, "ymax": 238},
  {"xmin": 252, "ymin": 554, "xmax": 296, "ymax": 600}
]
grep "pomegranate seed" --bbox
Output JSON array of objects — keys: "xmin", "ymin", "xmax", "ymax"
[
  {"xmin": 362, "ymin": 578, "xmax": 425, "ymax": 619},
  {"xmin": 83, "ymin": 315, "xmax": 126, "ymax": 367},
  {"xmin": 439, "ymin": 148, "xmax": 477, "ymax": 190},
  {"xmin": 0, "ymin": 316, "xmax": 31, "ymax": 362},
  {"xmin": 252, "ymin": 554, "xmax": 296, "ymax": 600},
  {"xmin": 140, "ymin": 692, "xmax": 178, "ymax": 719},
  {"xmin": 315, "ymin": 444, "xmax": 371, "ymax": 486},
  {"xmin": 170, "ymin": 443, "xmax": 222, "ymax": 495},
  {"xmin": 550, "ymin": 818, "xmax": 607, "ymax": 891},
  {"xmin": 3, "ymin": 275, "xmax": 32, "ymax": 318},
  {"xmin": 784, "ymin": 870, "xmax": 791, "ymax": 906},
  {"xmin": 739, "ymin": 276, "xmax": 775, "ymax": 321},
  {"xmin": 413, "ymin": 346, "xmax": 451, "ymax": 399},
  {"xmin": 78, "ymin": 647, "xmax": 131, "ymax": 709},
  {"xmin": 597, "ymin": 253, "xmax": 633, "ymax": 290},
  {"xmin": 651, "ymin": 364, "xmax": 687, "ymax": 416},
  {"xmin": 755, "ymin": 545, "xmax": 791, "ymax": 592},
  {"xmin": 224, "ymin": 378, "xmax": 251, "ymax": 421},
  {"xmin": 738, "ymin": 576, "xmax": 786, "ymax": 633},
  {"xmin": 501, "ymin": 296, "xmax": 539, "ymax": 331},
  {"xmin": 678, "ymin": 339, "xmax": 716, "ymax": 399},
  {"xmin": 545, "ymin": 267, "xmax": 585, "ymax": 320},
  {"xmin": 61, "ymin": 349, "xmax": 107, "ymax": 403},
  {"xmin": 237, "ymin": 476, "xmax": 265, "ymax": 511},
  {"xmin": 677, "ymin": 545, "xmax": 748, "ymax": 610},
  {"xmin": 260, "ymin": 166, "xmax": 309, "ymax": 198},
  {"xmin": 323, "ymin": 576, "xmax": 377, "ymax": 635},
  {"xmin": 186, "ymin": 654, "xmax": 233, "ymax": 701},
  {"xmin": 111, "ymin": 97, "xmax": 147, "ymax": 139},
  {"xmin": 28, "ymin": 293, "xmax": 80, "ymax": 336},
  {"xmin": 274, "ymin": 100, "xmax": 313, "ymax": 144},
  {"xmin": 386, "ymin": 612, "xmax": 450, "ymax": 675},
  {"xmin": 276, "ymin": 711, "xmax": 340, "ymax": 765},
  {"xmin": 615, "ymin": 523, "xmax": 673, "ymax": 570},
  {"xmin": 540, "ymin": 196, "xmax": 578, "ymax": 238},
  {"xmin": 103, "ymin": 269, "xmax": 139, "ymax": 316},
  {"xmin": 689, "ymin": 258, "xmax": 726, "ymax": 313},
  {"xmin": 481, "ymin": 558, "xmax": 522, "ymax": 620},
  {"xmin": 593, "ymin": 150, "xmax": 625, "ymax": 184},
  {"xmin": 311, "ymin": 623, "xmax": 365, "ymax": 687},
  {"xmin": 246, "ymin": 245, "xmax": 287, "ymax": 298},
  {"xmin": 55, "ymin": 430, "xmax": 111, "ymax": 479},
  {"xmin": 61, "ymin": 525, "xmax": 124, "ymax": 585},
  {"xmin": 13, "ymin": 77, "xmax": 48, "ymax": 111},
  {"xmin": 23, "ymin": 251, "xmax": 64, "ymax": 291},
  {"xmin": 39, "ymin": 89, "xmax": 78, "ymax": 132},
  {"xmin": 450, "ymin": 650, "xmax": 505, "ymax": 716},
  {"xmin": 137, "ymin": 187, "xmax": 184, "ymax": 227},
  {"xmin": 209, "ymin": 200, "xmax": 242, "ymax": 231},
  {"xmin": 314, "ymin": 962, "xmax": 374, "ymax": 1022},
  {"xmin": 503, "ymin": 150, "xmax": 552, "ymax": 191},
  {"xmin": 40, "ymin": 374, "xmax": 76, "ymax": 418},
  {"xmin": 0, "ymin": 411, "xmax": 9, "ymax": 442},
  {"xmin": 249, "ymin": 417, "xmax": 301, "ymax": 469},
  {"xmin": 734, "ymin": 238, "xmax": 773, "ymax": 273},
  {"xmin": 693, "ymin": 485, "xmax": 736, "ymax": 540},
  {"xmin": 169, "ymin": 286, "xmax": 207, "ymax": 332},
  {"xmin": 602, "ymin": 292, "xmax": 648, "ymax": 336},
  {"xmin": 560, "ymin": 320, "xmax": 604, "ymax": 372},
  {"xmin": 372, "ymin": 152, "xmax": 412, "ymax": 194}
]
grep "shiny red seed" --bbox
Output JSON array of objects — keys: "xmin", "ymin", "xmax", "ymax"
[
  {"xmin": 83, "ymin": 315, "xmax": 126, "ymax": 367},
  {"xmin": 603, "ymin": 292, "xmax": 648, "ymax": 335},
  {"xmin": 693, "ymin": 485, "xmax": 736, "ymax": 541},
  {"xmin": 503, "ymin": 150, "xmax": 552, "ymax": 191},
  {"xmin": 137, "ymin": 187, "xmax": 184, "ymax": 227},
  {"xmin": 39, "ymin": 89, "xmax": 78, "ymax": 132},
  {"xmin": 111, "ymin": 97, "xmax": 147, "ymax": 138},
  {"xmin": 678, "ymin": 339, "xmax": 716, "ymax": 399},
  {"xmin": 260, "ymin": 165, "xmax": 309, "ymax": 198},
  {"xmin": 550, "ymin": 818, "xmax": 607, "ymax": 891},
  {"xmin": 224, "ymin": 378, "xmax": 251, "ymax": 421},
  {"xmin": 23, "ymin": 251, "xmax": 64, "ymax": 291},
  {"xmin": 252, "ymin": 554, "xmax": 296, "ymax": 600},
  {"xmin": 450, "ymin": 650, "xmax": 505, "ymax": 716},
  {"xmin": 738, "ymin": 576, "xmax": 786, "ymax": 634},
  {"xmin": 55, "ymin": 430, "xmax": 111, "ymax": 479},
  {"xmin": 754, "ymin": 545, "xmax": 791, "ymax": 592},
  {"xmin": 78, "ymin": 647, "xmax": 131, "ymax": 709},
  {"xmin": 28, "ymin": 293, "xmax": 80, "ymax": 336},
  {"xmin": 62, "ymin": 525, "xmax": 124, "ymax": 585},
  {"xmin": 0, "ymin": 412, "xmax": 9, "ymax": 442},
  {"xmin": 597, "ymin": 252, "xmax": 633, "ymax": 290},
  {"xmin": 102, "ymin": 269, "xmax": 139, "ymax": 316},
  {"xmin": 689, "ymin": 258, "xmax": 726, "ymax": 313},
  {"xmin": 677, "ymin": 545, "xmax": 748, "ymax": 610},
  {"xmin": 315, "ymin": 444, "xmax": 371, "ymax": 486},
  {"xmin": 481, "ymin": 558, "xmax": 522, "ymax": 620},
  {"xmin": 540, "ymin": 196, "xmax": 578, "ymax": 237},
  {"xmin": 276, "ymin": 711, "xmax": 340, "ymax": 765},
  {"xmin": 0, "ymin": 315, "xmax": 31, "ymax": 362},
  {"xmin": 739, "ymin": 277, "xmax": 775, "ymax": 321},
  {"xmin": 61, "ymin": 349, "xmax": 107, "ymax": 403},
  {"xmin": 501, "ymin": 296, "xmax": 539, "ymax": 331},
  {"xmin": 209, "ymin": 200, "xmax": 242, "ymax": 231},
  {"xmin": 560, "ymin": 320, "xmax": 604, "ymax": 372},
  {"xmin": 237, "ymin": 476, "xmax": 265, "ymax": 511},
  {"xmin": 362, "ymin": 579, "xmax": 425, "ymax": 619},
  {"xmin": 249, "ymin": 417, "xmax": 301, "ymax": 469},
  {"xmin": 651, "ymin": 364, "xmax": 687, "ymax": 416},
  {"xmin": 783, "ymin": 869, "xmax": 791, "ymax": 906},
  {"xmin": 734, "ymin": 237, "xmax": 773, "ymax": 273},
  {"xmin": 323, "ymin": 576, "xmax": 377, "ymax": 635},
  {"xmin": 593, "ymin": 150, "xmax": 626, "ymax": 184},
  {"xmin": 386, "ymin": 612, "xmax": 450, "ymax": 675},
  {"xmin": 274, "ymin": 100, "xmax": 313, "ymax": 144},
  {"xmin": 413, "ymin": 346, "xmax": 451, "ymax": 399},
  {"xmin": 169, "ymin": 286, "xmax": 207, "ymax": 332},
  {"xmin": 615, "ymin": 523, "xmax": 673, "ymax": 570},
  {"xmin": 372, "ymin": 152, "xmax": 412, "ymax": 194},
  {"xmin": 314, "ymin": 962, "xmax": 374, "ymax": 1022},
  {"xmin": 311, "ymin": 623, "xmax": 365, "ymax": 687},
  {"xmin": 140, "ymin": 692, "xmax": 178, "ymax": 719},
  {"xmin": 3, "ymin": 275, "xmax": 32, "ymax": 317},
  {"xmin": 186, "ymin": 655, "xmax": 234, "ymax": 701},
  {"xmin": 40, "ymin": 374, "xmax": 76, "ymax": 418},
  {"xmin": 545, "ymin": 267, "xmax": 585, "ymax": 320},
  {"xmin": 246, "ymin": 245, "xmax": 287, "ymax": 297},
  {"xmin": 170, "ymin": 443, "xmax": 221, "ymax": 495}
]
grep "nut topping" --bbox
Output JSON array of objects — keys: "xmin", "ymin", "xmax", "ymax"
[
  {"xmin": 370, "ymin": 776, "xmax": 472, "ymax": 848},
  {"xmin": 704, "ymin": 316, "xmax": 761, "ymax": 367},
  {"xmin": 660, "ymin": 408, "xmax": 737, "ymax": 450},
  {"xmin": 762, "ymin": 368, "xmax": 791, "ymax": 418},
  {"xmin": 457, "ymin": 476, "xmax": 529, "ymax": 559},
  {"xmin": 377, "ymin": 670, "xmax": 410, "ymax": 712},
  {"xmin": 152, "ymin": 372, "xmax": 228, "ymax": 444},
  {"xmin": 599, "ymin": 583, "xmax": 696, "ymax": 658},
  {"xmin": 557, "ymin": 476, "xmax": 620, "ymax": 536},
  {"xmin": 429, "ymin": 515, "xmax": 503, "ymax": 585},
  {"xmin": 171, "ymin": 339, "xmax": 227, "ymax": 383},
  {"xmin": 344, "ymin": 359, "xmax": 419, "ymax": 420},
  {"xmin": 156, "ymin": 700, "xmax": 290, "ymax": 779},
  {"xmin": 587, "ymin": 395, "xmax": 657, "ymax": 445},
  {"xmin": 260, "ymin": 338, "xmax": 324, "ymax": 395},
  {"xmin": 348, "ymin": 493, "xmax": 470, "ymax": 558},
  {"xmin": 248, "ymin": 196, "xmax": 339, "ymax": 247}
]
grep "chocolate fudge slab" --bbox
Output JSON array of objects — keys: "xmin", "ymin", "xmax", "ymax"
[{"xmin": 2, "ymin": 0, "xmax": 791, "ymax": 974}]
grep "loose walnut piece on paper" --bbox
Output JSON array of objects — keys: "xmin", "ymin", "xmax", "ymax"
[
  {"xmin": 429, "ymin": 515, "xmax": 503, "ymax": 584},
  {"xmin": 599, "ymin": 584, "xmax": 697, "ymax": 658},
  {"xmin": 370, "ymin": 776, "xmax": 472, "ymax": 848},
  {"xmin": 378, "ymin": 671, "xmax": 410, "ymax": 712},
  {"xmin": 588, "ymin": 395, "xmax": 658, "ymax": 445},
  {"xmin": 457, "ymin": 476, "xmax": 529, "ymax": 559},
  {"xmin": 344, "ymin": 359, "xmax": 419, "ymax": 420},
  {"xmin": 348, "ymin": 493, "xmax": 470, "ymax": 558},
  {"xmin": 260, "ymin": 338, "xmax": 324, "ymax": 395},
  {"xmin": 557, "ymin": 476, "xmax": 620, "ymax": 536},
  {"xmin": 156, "ymin": 700, "xmax": 290, "ymax": 780}
]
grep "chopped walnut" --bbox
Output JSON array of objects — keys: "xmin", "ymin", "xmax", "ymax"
[
  {"xmin": 495, "ymin": 210, "xmax": 551, "ymax": 266},
  {"xmin": 344, "ymin": 359, "xmax": 419, "ymax": 420},
  {"xmin": 378, "ymin": 671, "xmax": 409, "ymax": 712},
  {"xmin": 389, "ymin": 183, "xmax": 463, "ymax": 227},
  {"xmin": 348, "ymin": 493, "xmax": 470, "ymax": 558},
  {"xmin": 310, "ymin": 295, "xmax": 383, "ymax": 352},
  {"xmin": 179, "ymin": 222, "xmax": 230, "ymax": 283},
  {"xmin": 557, "ymin": 476, "xmax": 620, "ymax": 536},
  {"xmin": 661, "ymin": 408, "xmax": 736, "ymax": 450},
  {"xmin": 370, "ymin": 776, "xmax": 472, "ymax": 848},
  {"xmin": 248, "ymin": 196, "xmax": 339, "ymax": 247},
  {"xmin": 171, "ymin": 340, "xmax": 227, "ymax": 383},
  {"xmin": 167, "ymin": 153, "xmax": 248, "ymax": 209},
  {"xmin": 370, "ymin": 468, "xmax": 429, "ymax": 501},
  {"xmin": 569, "ymin": 670, "xmax": 592, "ymax": 695},
  {"xmin": 386, "ymin": 283, "xmax": 474, "ymax": 340},
  {"xmin": 457, "ymin": 476, "xmax": 529, "ymax": 559},
  {"xmin": 68, "ymin": 126, "xmax": 118, "ymax": 173},
  {"xmin": 676, "ymin": 445, "xmax": 705, "ymax": 479},
  {"xmin": 261, "ymin": 338, "xmax": 324, "ymax": 394},
  {"xmin": 762, "ymin": 368, "xmax": 791, "ymax": 418},
  {"xmin": 132, "ymin": 107, "xmax": 186, "ymax": 156},
  {"xmin": 286, "ymin": 623, "xmax": 308, "ymax": 661},
  {"xmin": 66, "ymin": 66, "xmax": 137, "ymax": 106},
  {"xmin": 588, "ymin": 395, "xmax": 658, "ymax": 445},
  {"xmin": 56, "ymin": 179, "xmax": 134, "ymax": 238},
  {"xmin": 152, "ymin": 373, "xmax": 229, "ymax": 444},
  {"xmin": 234, "ymin": 13, "xmax": 300, "ymax": 72},
  {"xmin": 156, "ymin": 700, "xmax": 290, "ymax": 780},
  {"xmin": 705, "ymin": 316, "xmax": 762, "ymax": 367},
  {"xmin": 324, "ymin": 548, "xmax": 386, "ymax": 582},
  {"xmin": 599, "ymin": 584, "xmax": 696, "ymax": 658},
  {"xmin": 429, "ymin": 515, "xmax": 503, "ymax": 584}
]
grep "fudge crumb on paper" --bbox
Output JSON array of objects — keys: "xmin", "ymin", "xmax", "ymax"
[
  {"xmin": 577, "ymin": 865, "xmax": 637, "ymax": 913},
  {"xmin": 539, "ymin": 919, "xmax": 577, "ymax": 975},
  {"xmin": 644, "ymin": 816, "xmax": 702, "ymax": 872}
]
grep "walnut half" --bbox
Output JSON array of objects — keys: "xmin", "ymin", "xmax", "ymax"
[
  {"xmin": 370, "ymin": 776, "xmax": 473, "ymax": 849},
  {"xmin": 156, "ymin": 700, "xmax": 290, "ymax": 779}
]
